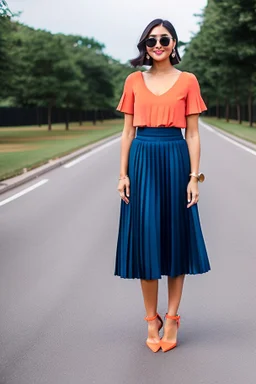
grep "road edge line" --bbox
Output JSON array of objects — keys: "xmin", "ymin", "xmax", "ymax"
[{"xmin": 200, "ymin": 120, "xmax": 256, "ymax": 154}]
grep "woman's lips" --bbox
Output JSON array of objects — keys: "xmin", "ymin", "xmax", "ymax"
[{"xmin": 154, "ymin": 50, "xmax": 164, "ymax": 55}]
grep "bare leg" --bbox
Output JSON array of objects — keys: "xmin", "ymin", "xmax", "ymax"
[
  {"xmin": 140, "ymin": 279, "xmax": 162, "ymax": 344},
  {"xmin": 162, "ymin": 275, "xmax": 185, "ymax": 342}
]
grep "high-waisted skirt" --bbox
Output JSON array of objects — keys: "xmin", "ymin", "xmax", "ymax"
[{"xmin": 115, "ymin": 127, "xmax": 211, "ymax": 280}]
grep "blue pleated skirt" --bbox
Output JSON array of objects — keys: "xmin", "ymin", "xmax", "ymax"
[{"xmin": 115, "ymin": 127, "xmax": 211, "ymax": 279}]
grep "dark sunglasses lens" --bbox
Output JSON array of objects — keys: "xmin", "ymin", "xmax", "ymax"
[
  {"xmin": 160, "ymin": 37, "xmax": 170, "ymax": 46},
  {"xmin": 145, "ymin": 38, "xmax": 156, "ymax": 47}
]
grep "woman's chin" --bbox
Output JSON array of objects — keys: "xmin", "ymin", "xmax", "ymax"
[{"xmin": 152, "ymin": 55, "xmax": 169, "ymax": 62}]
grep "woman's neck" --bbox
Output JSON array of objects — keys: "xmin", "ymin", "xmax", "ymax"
[{"xmin": 150, "ymin": 59, "xmax": 175, "ymax": 74}]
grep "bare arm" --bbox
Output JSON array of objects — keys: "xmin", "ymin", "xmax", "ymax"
[
  {"xmin": 119, "ymin": 114, "xmax": 136, "ymax": 177},
  {"xmin": 185, "ymin": 114, "xmax": 200, "ymax": 208},
  {"xmin": 117, "ymin": 114, "xmax": 136, "ymax": 204},
  {"xmin": 185, "ymin": 114, "xmax": 200, "ymax": 174}
]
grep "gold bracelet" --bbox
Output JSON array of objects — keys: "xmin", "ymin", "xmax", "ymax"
[
  {"xmin": 119, "ymin": 175, "xmax": 128, "ymax": 180},
  {"xmin": 189, "ymin": 172, "xmax": 205, "ymax": 183}
]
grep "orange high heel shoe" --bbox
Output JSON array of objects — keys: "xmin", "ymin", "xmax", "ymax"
[
  {"xmin": 160, "ymin": 314, "xmax": 180, "ymax": 352},
  {"xmin": 144, "ymin": 313, "xmax": 163, "ymax": 353}
]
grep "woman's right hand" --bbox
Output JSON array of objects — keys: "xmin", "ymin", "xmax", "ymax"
[{"xmin": 117, "ymin": 176, "xmax": 130, "ymax": 204}]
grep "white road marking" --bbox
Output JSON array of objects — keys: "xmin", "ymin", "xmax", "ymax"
[
  {"xmin": 200, "ymin": 121, "xmax": 256, "ymax": 157},
  {"xmin": 64, "ymin": 137, "xmax": 121, "ymax": 168},
  {"xmin": 0, "ymin": 179, "xmax": 49, "ymax": 207}
]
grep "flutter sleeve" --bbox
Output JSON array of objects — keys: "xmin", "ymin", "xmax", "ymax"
[
  {"xmin": 185, "ymin": 73, "xmax": 207, "ymax": 116},
  {"xmin": 116, "ymin": 74, "xmax": 134, "ymax": 114}
]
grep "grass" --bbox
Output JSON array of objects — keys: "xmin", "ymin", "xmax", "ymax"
[
  {"xmin": 201, "ymin": 117, "xmax": 256, "ymax": 145},
  {"xmin": 0, "ymin": 119, "xmax": 123, "ymax": 181}
]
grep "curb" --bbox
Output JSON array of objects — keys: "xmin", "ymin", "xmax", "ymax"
[{"xmin": 0, "ymin": 132, "xmax": 121, "ymax": 195}]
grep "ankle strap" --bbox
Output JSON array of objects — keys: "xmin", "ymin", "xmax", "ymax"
[
  {"xmin": 165, "ymin": 314, "xmax": 180, "ymax": 321},
  {"xmin": 144, "ymin": 313, "xmax": 160, "ymax": 322}
]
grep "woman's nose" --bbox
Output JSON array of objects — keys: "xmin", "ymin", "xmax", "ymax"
[{"xmin": 155, "ymin": 39, "xmax": 162, "ymax": 49}]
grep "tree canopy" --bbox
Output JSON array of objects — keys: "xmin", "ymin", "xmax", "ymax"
[
  {"xmin": 0, "ymin": 0, "xmax": 12, "ymax": 17},
  {"xmin": 2, "ymin": 0, "xmax": 255, "ymax": 128},
  {"xmin": 0, "ymin": 18, "xmax": 134, "ymax": 129},
  {"xmin": 179, "ymin": 0, "xmax": 256, "ymax": 126}
]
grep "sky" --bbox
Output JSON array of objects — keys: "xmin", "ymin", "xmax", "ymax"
[{"xmin": 8, "ymin": 0, "xmax": 207, "ymax": 63}]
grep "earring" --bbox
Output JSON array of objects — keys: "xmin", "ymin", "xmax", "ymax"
[
  {"xmin": 171, "ymin": 49, "xmax": 176, "ymax": 58},
  {"xmin": 146, "ymin": 53, "xmax": 150, "ymax": 60}
]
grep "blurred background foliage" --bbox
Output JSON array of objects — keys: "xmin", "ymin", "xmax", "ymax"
[
  {"xmin": 180, "ymin": 0, "xmax": 256, "ymax": 126},
  {"xmin": 0, "ymin": 0, "xmax": 255, "ymax": 128},
  {"xmin": 0, "ymin": 1, "xmax": 135, "ymax": 128}
]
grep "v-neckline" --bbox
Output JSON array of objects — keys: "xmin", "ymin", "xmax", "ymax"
[{"xmin": 140, "ymin": 70, "xmax": 184, "ymax": 97}]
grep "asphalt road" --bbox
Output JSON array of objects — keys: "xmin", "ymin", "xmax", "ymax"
[{"xmin": 0, "ymin": 122, "xmax": 255, "ymax": 384}]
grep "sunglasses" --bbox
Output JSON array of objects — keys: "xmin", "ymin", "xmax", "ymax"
[{"xmin": 145, "ymin": 36, "xmax": 173, "ymax": 48}]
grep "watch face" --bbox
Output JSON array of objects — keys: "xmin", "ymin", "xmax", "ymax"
[{"xmin": 198, "ymin": 173, "xmax": 205, "ymax": 182}]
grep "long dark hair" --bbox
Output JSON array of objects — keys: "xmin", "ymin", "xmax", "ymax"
[{"xmin": 130, "ymin": 19, "xmax": 181, "ymax": 67}]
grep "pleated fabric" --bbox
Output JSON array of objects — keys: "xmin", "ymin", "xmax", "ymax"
[{"xmin": 115, "ymin": 127, "xmax": 211, "ymax": 280}]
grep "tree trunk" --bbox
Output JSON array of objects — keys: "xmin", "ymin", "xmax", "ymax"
[
  {"xmin": 36, "ymin": 107, "xmax": 41, "ymax": 127},
  {"xmin": 234, "ymin": 88, "xmax": 242, "ymax": 124},
  {"xmin": 100, "ymin": 110, "xmax": 103, "ymax": 123},
  {"xmin": 216, "ymin": 98, "xmax": 220, "ymax": 119},
  {"xmin": 248, "ymin": 91, "xmax": 253, "ymax": 127},
  {"xmin": 236, "ymin": 103, "xmax": 242, "ymax": 124},
  {"xmin": 93, "ymin": 109, "xmax": 97, "ymax": 126},
  {"xmin": 48, "ymin": 104, "xmax": 52, "ymax": 131},
  {"xmin": 65, "ymin": 108, "xmax": 69, "ymax": 130},
  {"xmin": 79, "ymin": 110, "xmax": 83, "ymax": 126},
  {"xmin": 225, "ymin": 100, "xmax": 230, "ymax": 122}
]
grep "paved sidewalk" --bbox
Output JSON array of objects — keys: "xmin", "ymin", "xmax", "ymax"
[{"xmin": 0, "ymin": 132, "xmax": 121, "ymax": 195}]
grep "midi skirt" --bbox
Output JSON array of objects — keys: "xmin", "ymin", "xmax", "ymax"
[{"xmin": 115, "ymin": 127, "xmax": 211, "ymax": 280}]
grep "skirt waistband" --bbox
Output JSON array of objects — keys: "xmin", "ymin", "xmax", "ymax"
[{"xmin": 136, "ymin": 127, "xmax": 183, "ymax": 141}]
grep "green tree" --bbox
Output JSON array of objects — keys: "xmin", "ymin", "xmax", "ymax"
[
  {"xmin": 2, "ymin": 19, "xmax": 134, "ymax": 127},
  {"xmin": 0, "ymin": 16, "xmax": 13, "ymax": 100},
  {"xmin": 12, "ymin": 30, "xmax": 83, "ymax": 130},
  {"xmin": 180, "ymin": 0, "xmax": 256, "ymax": 125},
  {"xmin": 74, "ymin": 46, "xmax": 115, "ymax": 124},
  {"xmin": 0, "ymin": 0, "xmax": 12, "ymax": 17}
]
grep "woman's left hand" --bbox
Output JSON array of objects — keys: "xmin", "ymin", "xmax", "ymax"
[{"xmin": 187, "ymin": 178, "xmax": 199, "ymax": 208}]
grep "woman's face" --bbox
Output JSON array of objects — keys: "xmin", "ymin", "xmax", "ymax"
[{"xmin": 145, "ymin": 25, "xmax": 175, "ymax": 62}]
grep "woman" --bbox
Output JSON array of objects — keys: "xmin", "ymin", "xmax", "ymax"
[{"xmin": 115, "ymin": 19, "xmax": 211, "ymax": 353}]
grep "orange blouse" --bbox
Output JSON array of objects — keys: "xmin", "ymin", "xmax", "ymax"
[{"xmin": 116, "ymin": 71, "xmax": 207, "ymax": 128}]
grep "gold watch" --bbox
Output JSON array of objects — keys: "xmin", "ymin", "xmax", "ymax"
[{"xmin": 189, "ymin": 172, "xmax": 205, "ymax": 182}]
